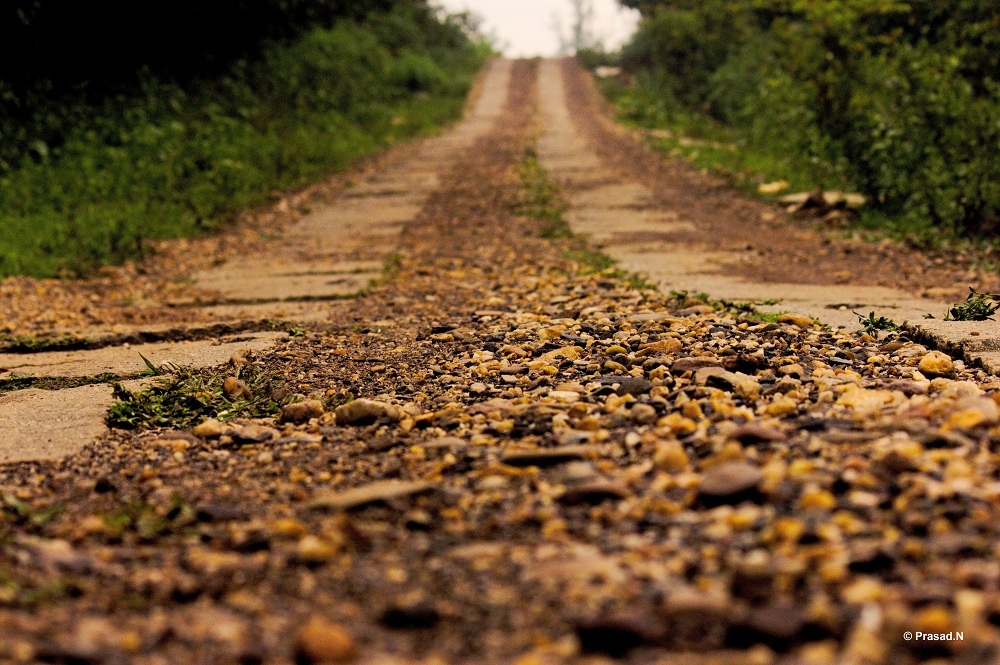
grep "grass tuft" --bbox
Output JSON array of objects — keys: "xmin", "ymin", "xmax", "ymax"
[
  {"xmin": 945, "ymin": 288, "xmax": 1000, "ymax": 322},
  {"xmin": 107, "ymin": 362, "xmax": 291, "ymax": 431}
]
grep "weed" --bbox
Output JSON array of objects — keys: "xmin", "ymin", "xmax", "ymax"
[
  {"xmin": 107, "ymin": 362, "xmax": 290, "ymax": 430},
  {"xmin": 1, "ymin": 494, "xmax": 63, "ymax": 528},
  {"xmin": 945, "ymin": 288, "xmax": 1000, "ymax": 321},
  {"xmin": 100, "ymin": 495, "xmax": 197, "ymax": 542},
  {"xmin": 514, "ymin": 146, "xmax": 571, "ymax": 239},
  {"xmin": 854, "ymin": 311, "xmax": 901, "ymax": 335},
  {"xmin": 566, "ymin": 249, "xmax": 617, "ymax": 273},
  {"xmin": 624, "ymin": 272, "xmax": 658, "ymax": 291}
]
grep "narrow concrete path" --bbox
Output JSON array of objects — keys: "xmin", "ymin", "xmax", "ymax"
[
  {"xmin": 0, "ymin": 59, "xmax": 514, "ymax": 463},
  {"xmin": 535, "ymin": 58, "xmax": 1000, "ymax": 374},
  {"xmin": 5, "ymin": 55, "xmax": 999, "ymax": 468}
]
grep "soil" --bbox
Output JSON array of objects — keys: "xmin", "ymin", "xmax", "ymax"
[{"xmin": 0, "ymin": 59, "xmax": 999, "ymax": 665}]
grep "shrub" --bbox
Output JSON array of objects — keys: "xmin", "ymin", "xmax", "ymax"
[
  {"xmin": 614, "ymin": 0, "xmax": 1000, "ymax": 235},
  {"xmin": 0, "ymin": 5, "xmax": 486, "ymax": 278}
]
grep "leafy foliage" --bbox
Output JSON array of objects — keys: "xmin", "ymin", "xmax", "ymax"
[
  {"xmin": 854, "ymin": 311, "xmax": 901, "ymax": 336},
  {"xmin": 107, "ymin": 362, "xmax": 291, "ymax": 431},
  {"xmin": 0, "ymin": 4, "xmax": 488, "ymax": 278},
  {"xmin": 613, "ymin": 0, "xmax": 1000, "ymax": 236},
  {"xmin": 946, "ymin": 288, "xmax": 1000, "ymax": 322}
]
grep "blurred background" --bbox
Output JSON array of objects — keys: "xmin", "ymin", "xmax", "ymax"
[
  {"xmin": 3, "ymin": 0, "xmax": 1000, "ymax": 285},
  {"xmin": 436, "ymin": 0, "xmax": 638, "ymax": 56}
]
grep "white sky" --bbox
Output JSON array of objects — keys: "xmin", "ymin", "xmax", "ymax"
[{"xmin": 435, "ymin": 0, "xmax": 640, "ymax": 57}]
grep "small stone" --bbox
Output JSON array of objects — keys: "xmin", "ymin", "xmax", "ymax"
[
  {"xmin": 918, "ymin": 351, "xmax": 955, "ymax": 378},
  {"xmin": 731, "ymin": 603, "xmax": 805, "ymax": 648},
  {"xmin": 776, "ymin": 363, "xmax": 805, "ymax": 378},
  {"xmin": 885, "ymin": 380, "xmax": 927, "ymax": 396},
  {"xmin": 500, "ymin": 445, "xmax": 596, "ymax": 467},
  {"xmin": 694, "ymin": 366, "xmax": 738, "ymax": 389},
  {"xmin": 616, "ymin": 377, "xmax": 653, "ymax": 396},
  {"xmin": 307, "ymin": 480, "xmax": 434, "ymax": 511},
  {"xmin": 777, "ymin": 314, "xmax": 814, "ymax": 328},
  {"xmin": 548, "ymin": 390, "xmax": 581, "ymax": 403},
  {"xmin": 731, "ymin": 423, "xmax": 787, "ymax": 443},
  {"xmin": 470, "ymin": 382, "xmax": 489, "ymax": 394},
  {"xmin": 671, "ymin": 357, "xmax": 722, "ymax": 375},
  {"xmin": 222, "ymin": 376, "xmax": 253, "ymax": 400},
  {"xmin": 557, "ymin": 480, "xmax": 629, "ymax": 505},
  {"xmin": 663, "ymin": 590, "xmax": 730, "ymax": 650},
  {"xmin": 227, "ymin": 424, "xmax": 276, "ymax": 444},
  {"xmin": 630, "ymin": 403, "xmax": 658, "ymax": 424},
  {"xmin": 733, "ymin": 376, "xmax": 761, "ymax": 400},
  {"xmin": 193, "ymin": 418, "xmax": 224, "ymax": 439},
  {"xmin": 334, "ymin": 399, "xmax": 402, "ymax": 425},
  {"xmin": 295, "ymin": 617, "xmax": 357, "ymax": 663},
  {"xmin": 698, "ymin": 462, "xmax": 764, "ymax": 505},
  {"xmin": 653, "ymin": 441, "xmax": 689, "ymax": 472},
  {"xmin": 281, "ymin": 400, "xmax": 325, "ymax": 424},
  {"xmin": 798, "ymin": 485, "xmax": 837, "ymax": 511},
  {"xmin": 764, "ymin": 398, "xmax": 798, "ymax": 417},
  {"xmin": 296, "ymin": 535, "xmax": 340, "ymax": 563},
  {"xmin": 640, "ymin": 338, "xmax": 682, "ymax": 354}
]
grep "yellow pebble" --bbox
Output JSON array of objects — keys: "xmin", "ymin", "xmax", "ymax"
[
  {"xmin": 653, "ymin": 441, "xmax": 689, "ymax": 472},
  {"xmin": 799, "ymin": 485, "xmax": 837, "ymax": 511}
]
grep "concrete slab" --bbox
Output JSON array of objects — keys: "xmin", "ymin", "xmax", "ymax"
[
  {"xmin": 0, "ymin": 332, "xmax": 285, "ymax": 380},
  {"xmin": 0, "ymin": 385, "xmax": 114, "ymax": 464},
  {"xmin": 535, "ymin": 58, "xmax": 1000, "ymax": 370}
]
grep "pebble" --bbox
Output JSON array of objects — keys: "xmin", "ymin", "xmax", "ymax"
[
  {"xmin": 698, "ymin": 462, "xmax": 764, "ymax": 505},
  {"xmin": 500, "ymin": 446, "xmax": 596, "ymax": 467},
  {"xmin": 334, "ymin": 399, "xmax": 402, "ymax": 425},
  {"xmin": 653, "ymin": 441, "xmax": 689, "ymax": 471},
  {"xmin": 222, "ymin": 376, "xmax": 253, "ymax": 400},
  {"xmin": 307, "ymin": 480, "xmax": 435, "ymax": 511},
  {"xmin": 193, "ymin": 418, "xmax": 224, "ymax": 438},
  {"xmin": 557, "ymin": 480, "xmax": 629, "ymax": 505},
  {"xmin": 671, "ymin": 357, "xmax": 722, "ymax": 374},
  {"xmin": 732, "ymin": 423, "xmax": 787, "ymax": 443},
  {"xmin": 281, "ymin": 400, "xmax": 325, "ymax": 423},
  {"xmin": 629, "ymin": 403, "xmax": 658, "ymax": 424},
  {"xmin": 776, "ymin": 313, "xmax": 814, "ymax": 328},
  {"xmin": 918, "ymin": 350, "xmax": 955, "ymax": 377},
  {"xmin": 615, "ymin": 377, "xmax": 653, "ymax": 396},
  {"xmin": 295, "ymin": 617, "xmax": 357, "ymax": 663},
  {"xmin": 296, "ymin": 536, "xmax": 340, "ymax": 563}
]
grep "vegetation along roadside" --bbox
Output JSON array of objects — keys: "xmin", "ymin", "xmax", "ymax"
[
  {"xmin": 0, "ymin": 2, "xmax": 490, "ymax": 279},
  {"xmin": 598, "ymin": 0, "xmax": 1000, "ymax": 254}
]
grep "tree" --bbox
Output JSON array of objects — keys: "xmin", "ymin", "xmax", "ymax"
[{"xmin": 554, "ymin": 0, "xmax": 602, "ymax": 54}]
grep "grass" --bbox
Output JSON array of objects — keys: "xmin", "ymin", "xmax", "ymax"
[
  {"xmin": 514, "ymin": 142, "xmax": 659, "ymax": 291},
  {"xmin": 855, "ymin": 311, "xmax": 901, "ymax": 335},
  {"xmin": 944, "ymin": 288, "xmax": 1000, "ymax": 322},
  {"xmin": 0, "ymin": 17, "xmax": 486, "ymax": 279},
  {"xmin": 514, "ymin": 146, "xmax": 572, "ymax": 239},
  {"xmin": 598, "ymin": 76, "xmax": 1000, "ymax": 264},
  {"xmin": 107, "ymin": 362, "xmax": 291, "ymax": 431}
]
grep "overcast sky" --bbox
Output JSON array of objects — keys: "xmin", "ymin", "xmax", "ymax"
[{"xmin": 435, "ymin": 0, "xmax": 640, "ymax": 57}]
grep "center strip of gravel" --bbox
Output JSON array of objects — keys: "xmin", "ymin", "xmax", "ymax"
[{"xmin": 0, "ymin": 59, "xmax": 998, "ymax": 665}]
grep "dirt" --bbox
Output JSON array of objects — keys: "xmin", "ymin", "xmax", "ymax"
[
  {"xmin": 0, "ymin": 59, "xmax": 999, "ymax": 665},
  {"xmin": 561, "ymin": 61, "xmax": 1000, "ymax": 299}
]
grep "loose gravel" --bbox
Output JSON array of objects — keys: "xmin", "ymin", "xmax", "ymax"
[{"xmin": 0, "ymin": 59, "xmax": 998, "ymax": 665}]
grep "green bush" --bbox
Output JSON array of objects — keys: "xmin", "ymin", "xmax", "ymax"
[
  {"xmin": 0, "ymin": 6, "xmax": 486, "ymax": 278},
  {"xmin": 614, "ymin": 0, "xmax": 1000, "ymax": 235}
]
